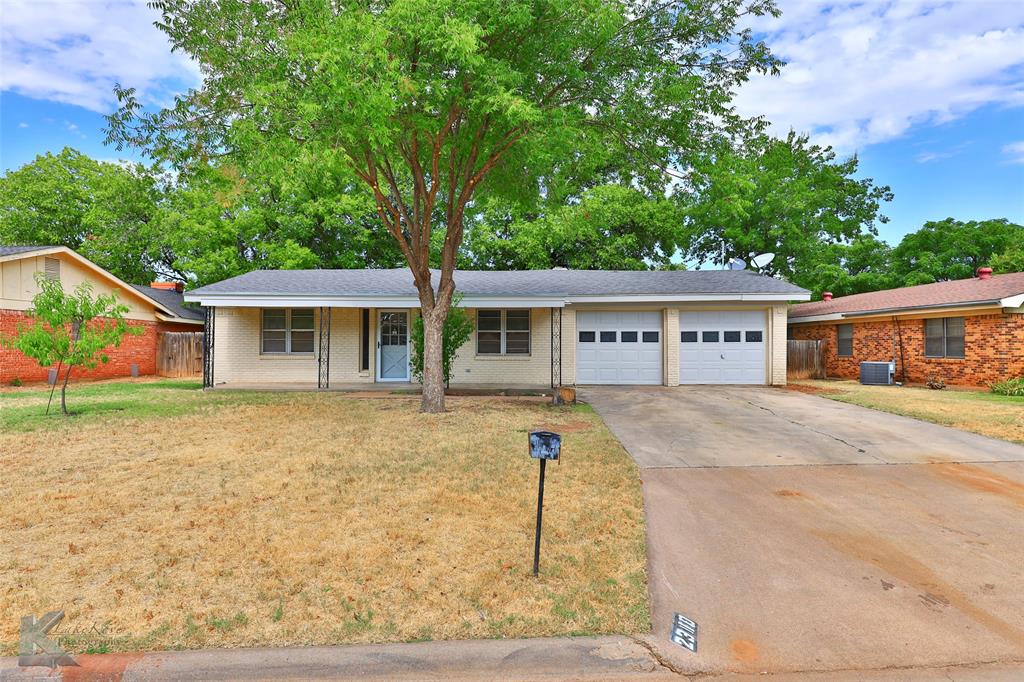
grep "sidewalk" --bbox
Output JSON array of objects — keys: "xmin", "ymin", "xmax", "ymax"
[{"xmin": 2, "ymin": 636, "xmax": 1021, "ymax": 681}]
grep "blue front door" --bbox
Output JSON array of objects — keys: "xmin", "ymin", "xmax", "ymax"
[{"xmin": 377, "ymin": 311, "xmax": 409, "ymax": 381}]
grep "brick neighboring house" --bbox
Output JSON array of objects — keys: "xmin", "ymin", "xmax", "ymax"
[
  {"xmin": 1, "ymin": 246, "xmax": 204, "ymax": 384},
  {"xmin": 788, "ymin": 269, "xmax": 1024, "ymax": 387}
]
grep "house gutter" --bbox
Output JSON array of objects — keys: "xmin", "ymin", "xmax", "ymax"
[{"xmin": 790, "ymin": 297, "xmax": 1011, "ymax": 324}]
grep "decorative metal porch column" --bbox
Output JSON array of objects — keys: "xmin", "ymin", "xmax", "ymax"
[
  {"xmin": 202, "ymin": 306, "xmax": 215, "ymax": 388},
  {"xmin": 550, "ymin": 307, "xmax": 562, "ymax": 388},
  {"xmin": 318, "ymin": 307, "xmax": 331, "ymax": 389}
]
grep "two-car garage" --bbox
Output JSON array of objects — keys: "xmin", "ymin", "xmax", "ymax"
[{"xmin": 576, "ymin": 309, "xmax": 768, "ymax": 385}]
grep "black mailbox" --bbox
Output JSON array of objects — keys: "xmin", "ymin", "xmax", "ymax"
[{"xmin": 529, "ymin": 431, "xmax": 561, "ymax": 461}]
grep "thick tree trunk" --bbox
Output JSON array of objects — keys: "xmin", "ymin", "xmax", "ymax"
[{"xmin": 420, "ymin": 306, "xmax": 448, "ymax": 413}]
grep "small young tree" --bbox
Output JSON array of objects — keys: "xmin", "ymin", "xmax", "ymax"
[
  {"xmin": 410, "ymin": 293, "xmax": 474, "ymax": 388},
  {"xmin": 1, "ymin": 274, "xmax": 141, "ymax": 415}
]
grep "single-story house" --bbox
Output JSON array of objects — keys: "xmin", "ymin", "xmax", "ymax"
[
  {"xmin": 0, "ymin": 245, "xmax": 204, "ymax": 384},
  {"xmin": 185, "ymin": 268, "xmax": 809, "ymax": 389},
  {"xmin": 788, "ymin": 268, "xmax": 1024, "ymax": 386}
]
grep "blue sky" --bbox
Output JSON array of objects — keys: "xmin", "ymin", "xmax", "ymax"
[{"xmin": 1, "ymin": 0, "xmax": 1022, "ymax": 247}]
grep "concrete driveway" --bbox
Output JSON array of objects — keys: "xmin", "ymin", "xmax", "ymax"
[{"xmin": 583, "ymin": 385, "xmax": 1024, "ymax": 677}]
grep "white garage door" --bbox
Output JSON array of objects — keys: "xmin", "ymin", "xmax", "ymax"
[
  {"xmin": 577, "ymin": 311, "xmax": 662, "ymax": 385},
  {"xmin": 679, "ymin": 310, "xmax": 766, "ymax": 384}
]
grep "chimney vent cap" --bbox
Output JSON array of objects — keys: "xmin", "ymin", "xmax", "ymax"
[
  {"xmin": 822, "ymin": 291, "xmax": 833, "ymax": 302},
  {"xmin": 977, "ymin": 267, "xmax": 993, "ymax": 280}
]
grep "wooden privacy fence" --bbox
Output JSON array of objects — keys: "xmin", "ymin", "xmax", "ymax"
[
  {"xmin": 158, "ymin": 332, "xmax": 204, "ymax": 377},
  {"xmin": 787, "ymin": 339, "xmax": 826, "ymax": 380}
]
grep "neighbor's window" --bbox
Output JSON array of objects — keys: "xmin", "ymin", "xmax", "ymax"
[
  {"xmin": 262, "ymin": 308, "xmax": 315, "ymax": 354},
  {"xmin": 477, "ymin": 309, "xmax": 530, "ymax": 355},
  {"xmin": 924, "ymin": 317, "xmax": 965, "ymax": 358},
  {"xmin": 837, "ymin": 324, "xmax": 853, "ymax": 357}
]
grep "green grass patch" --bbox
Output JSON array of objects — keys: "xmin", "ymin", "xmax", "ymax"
[{"xmin": 0, "ymin": 379, "xmax": 284, "ymax": 432}]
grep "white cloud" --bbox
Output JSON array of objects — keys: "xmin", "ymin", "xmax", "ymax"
[
  {"xmin": 1002, "ymin": 141, "xmax": 1024, "ymax": 164},
  {"xmin": 735, "ymin": 1, "xmax": 1024, "ymax": 153},
  {"xmin": 18, "ymin": 122, "xmax": 29, "ymax": 128},
  {"xmin": 0, "ymin": 0, "xmax": 201, "ymax": 113}
]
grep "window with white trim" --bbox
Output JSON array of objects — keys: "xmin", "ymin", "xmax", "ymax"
[
  {"xmin": 477, "ymin": 309, "xmax": 530, "ymax": 355},
  {"xmin": 262, "ymin": 308, "xmax": 315, "ymax": 354},
  {"xmin": 924, "ymin": 317, "xmax": 964, "ymax": 358}
]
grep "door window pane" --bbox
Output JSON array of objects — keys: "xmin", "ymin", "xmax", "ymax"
[
  {"xmin": 578, "ymin": 331, "xmax": 596, "ymax": 342},
  {"xmin": 600, "ymin": 331, "xmax": 617, "ymax": 342},
  {"xmin": 702, "ymin": 331, "xmax": 719, "ymax": 343},
  {"xmin": 745, "ymin": 331, "xmax": 763, "ymax": 343},
  {"xmin": 724, "ymin": 331, "xmax": 741, "ymax": 342},
  {"xmin": 620, "ymin": 331, "xmax": 638, "ymax": 342},
  {"xmin": 642, "ymin": 331, "xmax": 659, "ymax": 343},
  {"xmin": 681, "ymin": 331, "xmax": 698, "ymax": 343}
]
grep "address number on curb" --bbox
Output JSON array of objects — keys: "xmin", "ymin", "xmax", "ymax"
[{"xmin": 670, "ymin": 613, "xmax": 698, "ymax": 652}]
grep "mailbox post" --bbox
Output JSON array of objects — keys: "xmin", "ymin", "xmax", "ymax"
[{"xmin": 528, "ymin": 431, "xmax": 561, "ymax": 576}]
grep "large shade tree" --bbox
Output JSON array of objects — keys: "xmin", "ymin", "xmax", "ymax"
[
  {"xmin": 890, "ymin": 218, "xmax": 1023, "ymax": 284},
  {"xmin": 108, "ymin": 0, "xmax": 782, "ymax": 412},
  {"xmin": 684, "ymin": 131, "xmax": 892, "ymax": 279},
  {"xmin": 0, "ymin": 148, "xmax": 165, "ymax": 284}
]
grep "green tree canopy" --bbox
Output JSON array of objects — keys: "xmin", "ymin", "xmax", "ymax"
[
  {"xmin": 889, "ymin": 218, "xmax": 1023, "ymax": 285},
  {"xmin": 684, "ymin": 131, "xmax": 893, "ymax": 280},
  {"xmin": 465, "ymin": 185, "xmax": 685, "ymax": 270},
  {"xmin": 0, "ymin": 147, "xmax": 164, "ymax": 283},
  {"xmin": 108, "ymin": 0, "xmax": 782, "ymax": 412}
]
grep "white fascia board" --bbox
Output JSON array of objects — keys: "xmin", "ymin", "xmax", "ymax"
[
  {"xmin": 565, "ymin": 293, "xmax": 810, "ymax": 304},
  {"xmin": 156, "ymin": 312, "xmax": 204, "ymax": 325},
  {"xmin": 183, "ymin": 294, "xmax": 565, "ymax": 308},
  {"xmin": 788, "ymin": 313, "xmax": 845, "ymax": 324},
  {"xmin": 1000, "ymin": 293, "xmax": 1024, "ymax": 309}
]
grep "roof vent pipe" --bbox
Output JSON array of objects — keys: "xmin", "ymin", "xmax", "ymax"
[
  {"xmin": 977, "ymin": 267, "xmax": 993, "ymax": 280},
  {"xmin": 822, "ymin": 291, "xmax": 833, "ymax": 302}
]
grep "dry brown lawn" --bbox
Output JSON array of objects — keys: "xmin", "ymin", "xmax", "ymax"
[
  {"xmin": 0, "ymin": 383, "xmax": 648, "ymax": 654},
  {"xmin": 792, "ymin": 380, "xmax": 1024, "ymax": 445}
]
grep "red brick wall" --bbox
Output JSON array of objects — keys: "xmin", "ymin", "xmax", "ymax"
[
  {"xmin": 790, "ymin": 312, "xmax": 1024, "ymax": 387},
  {"xmin": 0, "ymin": 309, "xmax": 159, "ymax": 384}
]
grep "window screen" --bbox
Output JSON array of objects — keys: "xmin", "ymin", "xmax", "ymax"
[
  {"xmin": 837, "ymin": 324, "xmax": 853, "ymax": 357},
  {"xmin": 477, "ymin": 310, "xmax": 530, "ymax": 355},
  {"xmin": 360, "ymin": 309, "xmax": 370, "ymax": 371},
  {"xmin": 925, "ymin": 318, "xmax": 964, "ymax": 358},
  {"xmin": 262, "ymin": 309, "xmax": 314, "ymax": 354}
]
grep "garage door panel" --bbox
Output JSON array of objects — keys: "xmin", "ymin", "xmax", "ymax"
[
  {"xmin": 577, "ymin": 311, "xmax": 662, "ymax": 385},
  {"xmin": 680, "ymin": 310, "xmax": 766, "ymax": 385}
]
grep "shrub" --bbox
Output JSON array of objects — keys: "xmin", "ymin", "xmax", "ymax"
[
  {"xmin": 925, "ymin": 376, "xmax": 946, "ymax": 390},
  {"xmin": 990, "ymin": 377, "xmax": 1024, "ymax": 397},
  {"xmin": 10, "ymin": 377, "xmax": 22, "ymax": 387}
]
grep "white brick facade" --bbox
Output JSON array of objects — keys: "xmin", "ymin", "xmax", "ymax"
[{"xmin": 209, "ymin": 302, "xmax": 788, "ymax": 388}]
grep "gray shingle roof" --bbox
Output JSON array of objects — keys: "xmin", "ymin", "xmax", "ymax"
[
  {"xmin": 131, "ymin": 285, "xmax": 205, "ymax": 321},
  {"xmin": 189, "ymin": 268, "xmax": 807, "ymax": 298},
  {"xmin": 0, "ymin": 245, "xmax": 52, "ymax": 257}
]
